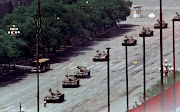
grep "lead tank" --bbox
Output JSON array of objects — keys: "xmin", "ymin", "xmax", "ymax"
[{"xmin": 44, "ymin": 88, "xmax": 64, "ymax": 103}]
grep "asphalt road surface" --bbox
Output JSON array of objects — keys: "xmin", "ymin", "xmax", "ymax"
[{"xmin": 1, "ymin": 0, "xmax": 180, "ymax": 112}]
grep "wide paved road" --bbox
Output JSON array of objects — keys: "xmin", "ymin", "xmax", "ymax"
[{"xmin": 1, "ymin": 0, "xmax": 180, "ymax": 112}]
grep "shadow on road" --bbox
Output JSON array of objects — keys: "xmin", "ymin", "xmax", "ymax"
[
  {"xmin": 50, "ymin": 24, "xmax": 138, "ymax": 64},
  {"xmin": 0, "ymin": 24, "xmax": 137, "ymax": 87}
]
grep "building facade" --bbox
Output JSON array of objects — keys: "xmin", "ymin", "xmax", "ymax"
[{"xmin": 0, "ymin": 0, "xmax": 32, "ymax": 19}]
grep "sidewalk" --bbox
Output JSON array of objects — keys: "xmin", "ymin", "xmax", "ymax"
[{"xmin": 129, "ymin": 80, "xmax": 180, "ymax": 112}]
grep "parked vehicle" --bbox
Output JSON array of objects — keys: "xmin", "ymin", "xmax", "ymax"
[{"xmin": 31, "ymin": 58, "xmax": 50, "ymax": 72}]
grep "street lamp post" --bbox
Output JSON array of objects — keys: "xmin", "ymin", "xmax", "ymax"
[
  {"xmin": 143, "ymin": 32, "xmax": 146, "ymax": 112},
  {"xmin": 172, "ymin": 20, "xmax": 176, "ymax": 112},
  {"xmin": 139, "ymin": 29, "xmax": 147, "ymax": 112},
  {"xmin": 124, "ymin": 37, "xmax": 129, "ymax": 112},
  {"xmin": 159, "ymin": 0, "xmax": 164, "ymax": 111},
  {"xmin": 106, "ymin": 47, "xmax": 111, "ymax": 112},
  {"xmin": 34, "ymin": 0, "xmax": 42, "ymax": 112},
  {"xmin": 8, "ymin": 25, "xmax": 21, "ymax": 37},
  {"xmin": 172, "ymin": 12, "xmax": 180, "ymax": 112}
]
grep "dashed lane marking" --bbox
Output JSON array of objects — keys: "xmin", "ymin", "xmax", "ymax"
[
  {"xmin": 87, "ymin": 65, "xmax": 95, "ymax": 69},
  {"xmin": 119, "ymin": 65, "xmax": 126, "ymax": 69},
  {"xmin": 135, "ymin": 65, "xmax": 143, "ymax": 70},
  {"xmin": 95, "ymin": 83, "xmax": 100, "ymax": 87},
  {"xmin": 118, "ymin": 89, "xmax": 122, "ymax": 93},
  {"xmin": 88, "ymin": 96, "xmax": 93, "ymax": 100},
  {"xmin": 110, "ymin": 64, "xmax": 120, "ymax": 70},
  {"xmin": 50, "ymin": 64, "xmax": 57, "ymax": 68},
  {"xmin": 86, "ymin": 88, "xmax": 91, "ymax": 92},
  {"xmin": 54, "ymin": 65, "xmax": 63, "ymax": 69},
  {"xmin": 114, "ymin": 74, "xmax": 118, "ymax": 77},
  {"xmin": 128, "ymin": 65, "xmax": 134, "ymax": 69},
  {"xmin": 63, "ymin": 65, "xmax": 72, "ymax": 69},
  {"xmin": 98, "ymin": 101, "xmax": 103, "ymax": 104},
  {"xmin": 151, "ymin": 66, "xmax": 158, "ymax": 70},
  {"xmin": 68, "ymin": 108, "xmax": 73, "ymax": 111},
  {"xmin": 102, "ymin": 66, "xmax": 107, "ymax": 70},
  {"xmin": 94, "ymin": 65, "xmax": 103, "ymax": 69},
  {"xmin": 88, "ymin": 107, "xmax": 92, "ymax": 110},
  {"xmin": 78, "ymin": 102, "xmax": 83, "ymax": 106}
]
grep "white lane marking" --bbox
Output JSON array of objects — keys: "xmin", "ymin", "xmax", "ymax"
[
  {"xmin": 118, "ymin": 89, "xmax": 122, "ymax": 93},
  {"xmin": 114, "ymin": 74, "xmax": 118, "ymax": 77},
  {"xmin": 86, "ymin": 88, "xmax": 91, "ymax": 92},
  {"xmin": 63, "ymin": 64, "xmax": 72, "ymax": 69},
  {"xmin": 83, "ymin": 62, "xmax": 87, "ymax": 65},
  {"xmin": 94, "ymin": 65, "xmax": 103, "ymax": 69},
  {"xmin": 71, "ymin": 65, "xmax": 78, "ymax": 69},
  {"xmin": 54, "ymin": 65, "xmax": 63, "ymax": 69},
  {"xmin": 89, "ymin": 96, "xmax": 93, "ymax": 99},
  {"xmin": 52, "ymin": 77, "xmax": 57, "ymax": 80},
  {"xmin": 96, "ymin": 62, "xmax": 100, "ymax": 65},
  {"xmin": 51, "ymin": 64, "xmax": 56, "ymax": 68},
  {"xmin": 4, "ymin": 106, "xmax": 15, "ymax": 110},
  {"xmin": 74, "ymin": 93, "xmax": 81, "ymax": 97},
  {"xmin": 98, "ymin": 101, "xmax": 103, "ymax": 104},
  {"xmin": 122, "ymin": 69, "xmax": 125, "ymax": 72},
  {"xmin": 95, "ymin": 83, "xmax": 100, "ymax": 86},
  {"xmin": 151, "ymin": 66, "xmax": 158, "ymax": 70},
  {"xmin": 135, "ymin": 65, "xmax": 143, "ymax": 70},
  {"xmin": 68, "ymin": 108, "xmax": 73, "ymax": 111},
  {"xmin": 110, "ymin": 64, "xmax": 120, "ymax": 70},
  {"xmin": 98, "ymin": 91, "xmax": 103, "ymax": 95},
  {"xmin": 119, "ymin": 65, "xmax": 126, "ymax": 69},
  {"xmin": 102, "ymin": 66, "xmax": 107, "ymax": 69},
  {"xmin": 87, "ymin": 65, "xmax": 95, "ymax": 69},
  {"xmin": 39, "ymin": 76, "xmax": 44, "ymax": 79},
  {"xmin": 83, "ymin": 62, "xmax": 88, "ymax": 66},
  {"xmin": 88, "ymin": 107, "xmax": 92, "ymax": 110},
  {"xmin": 78, "ymin": 102, "xmax": 83, "ymax": 106},
  {"xmin": 128, "ymin": 65, "xmax": 134, "ymax": 69}
]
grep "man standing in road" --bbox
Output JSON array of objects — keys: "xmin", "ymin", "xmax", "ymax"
[{"xmin": 44, "ymin": 100, "xmax": 47, "ymax": 108}]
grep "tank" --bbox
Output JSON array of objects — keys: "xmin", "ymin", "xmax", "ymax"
[
  {"xmin": 172, "ymin": 12, "xmax": 180, "ymax": 21},
  {"xmin": 62, "ymin": 75, "xmax": 80, "ymax": 88},
  {"xmin": 139, "ymin": 27, "xmax": 154, "ymax": 37},
  {"xmin": 93, "ymin": 50, "xmax": 108, "ymax": 61},
  {"xmin": 122, "ymin": 36, "xmax": 137, "ymax": 46},
  {"xmin": 44, "ymin": 88, "xmax": 64, "ymax": 103},
  {"xmin": 75, "ymin": 66, "xmax": 90, "ymax": 78},
  {"xmin": 154, "ymin": 19, "xmax": 168, "ymax": 29}
]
